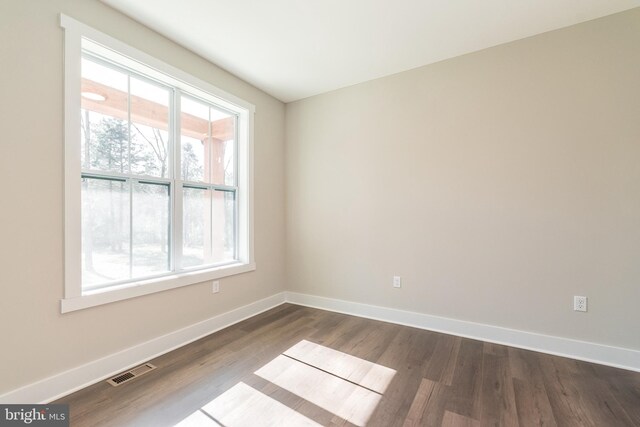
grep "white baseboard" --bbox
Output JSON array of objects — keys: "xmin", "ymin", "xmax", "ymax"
[
  {"xmin": 4, "ymin": 290, "xmax": 637, "ymax": 404},
  {"xmin": 284, "ymin": 292, "xmax": 640, "ymax": 373},
  {"xmin": 0, "ymin": 292, "xmax": 286, "ymax": 404}
]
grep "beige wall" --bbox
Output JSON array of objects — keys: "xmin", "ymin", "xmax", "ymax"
[
  {"xmin": 286, "ymin": 9, "xmax": 640, "ymax": 350},
  {"xmin": 0, "ymin": 0, "xmax": 285, "ymax": 394}
]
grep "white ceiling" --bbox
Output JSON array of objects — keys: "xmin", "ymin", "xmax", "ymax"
[{"xmin": 101, "ymin": 0, "xmax": 639, "ymax": 103}]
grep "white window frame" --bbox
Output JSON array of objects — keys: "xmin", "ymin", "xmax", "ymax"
[{"xmin": 60, "ymin": 15, "xmax": 255, "ymax": 313}]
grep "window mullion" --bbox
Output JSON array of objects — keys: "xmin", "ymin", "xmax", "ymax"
[
  {"xmin": 127, "ymin": 74, "xmax": 132, "ymax": 176},
  {"xmin": 209, "ymin": 188, "xmax": 214, "ymax": 265},
  {"xmin": 233, "ymin": 189, "xmax": 239, "ymax": 261},
  {"xmin": 129, "ymin": 178, "xmax": 134, "ymax": 280},
  {"xmin": 172, "ymin": 90, "xmax": 183, "ymax": 272},
  {"xmin": 127, "ymin": 74, "xmax": 134, "ymax": 281},
  {"xmin": 81, "ymin": 170, "xmax": 170, "ymax": 184},
  {"xmin": 205, "ymin": 105, "xmax": 215, "ymax": 264},
  {"xmin": 208, "ymin": 105, "xmax": 212, "ymax": 183},
  {"xmin": 233, "ymin": 115, "xmax": 240, "ymax": 261}
]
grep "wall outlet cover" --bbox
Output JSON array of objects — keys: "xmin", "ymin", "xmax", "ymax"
[
  {"xmin": 393, "ymin": 276, "xmax": 401, "ymax": 288},
  {"xmin": 574, "ymin": 295, "xmax": 587, "ymax": 312}
]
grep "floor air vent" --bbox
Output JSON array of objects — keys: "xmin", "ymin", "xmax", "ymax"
[{"xmin": 107, "ymin": 363, "xmax": 156, "ymax": 386}]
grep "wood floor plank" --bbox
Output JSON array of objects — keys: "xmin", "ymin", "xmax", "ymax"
[
  {"xmin": 571, "ymin": 375, "xmax": 637, "ymax": 427},
  {"xmin": 402, "ymin": 378, "xmax": 437, "ymax": 426},
  {"xmin": 538, "ymin": 355, "xmax": 600, "ymax": 427},
  {"xmin": 508, "ymin": 347, "xmax": 528, "ymax": 381},
  {"xmin": 445, "ymin": 339, "xmax": 485, "ymax": 420},
  {"xmin": 479, "ymin": 353, "xmax": 518, "ymax": 427},
  {"xmin": 509, "ymin": 348, "xmax": 557, "ymax": 427},
  {"xmin": 55, "ymin": 304, "xmax": 640, "ymax": 427},
  {"xmin": 413, "ymin": 381, "xmax": 450, "ymax": 427},
  {"xmin": 422, "ymin": 334, "xmax": 457, "ymax": 384},
  {"xmin": 440, "ymin": 337, "xmax": 462, "ymax": 387},
  {"xmin": 483, "ymin": 342, "xmax": 508, "ymax": 357},
  {"xmin": 592, "ymin": 364, "xmax": 640, "ymax": 424},
  {"xmin": 365, "ymin": 328, "xmax": 422, "ymax": 427},
  {"xmin": 442, "ymin": 410, "xmax": 481, "ymax": 427}
]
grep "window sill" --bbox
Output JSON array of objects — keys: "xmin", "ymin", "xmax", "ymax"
[{"xmin": 60, "ymin": 262, "xmax": 256, "ymax": 313}]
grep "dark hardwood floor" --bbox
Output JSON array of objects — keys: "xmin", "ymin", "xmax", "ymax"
[{"xmin": 56, "ymin": 304, "xmax": 640, "ymax": 426}]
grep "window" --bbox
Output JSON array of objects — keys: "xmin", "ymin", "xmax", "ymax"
[{"xmin": 61, "ymin": 15, "xmax": 255, "ymax": 313}]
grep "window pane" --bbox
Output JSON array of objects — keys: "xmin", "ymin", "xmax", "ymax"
[
  {"xmin": 222, "ymin": 138, "xmax": 235, "ymax": 186},
  {"xmin": 182, "ymin": 186, "xmax": 211, "ymax": 268},
  {"xmin": 212, "ymin": 190, "xmax": 236, "ymax": 263},
  {"xmin": 81, "ymin": 58, "xmax": 129, "ymax": 173},
  {"xmin": 181, "ymin": 96, "xmax": 208, "ymax": 182},
  {"xmin": 210, "ymin": 108, "xmax": 235, "ymax": 186},
  {"xmin": 132, "ymin": 182, "xmax": 170, "ymax": 277},
  {"xmin": 180, "ymin": 97, "xmax": 236, "ymax": 185},
  {"xmin": 130, "ymin": 77, "xmax": 170, "ymax": 177},
  {"xmin": 181, "ymin": 135, "xmax": 205, "ymax": 182},
  {"xmin": 82, "ymin": 177, "xmax": 130, "ymax": 288}
]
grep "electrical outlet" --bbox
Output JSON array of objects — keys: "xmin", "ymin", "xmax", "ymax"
[
  {"xmin": 212, "ymin": 281, "xmax": 220, "ymax": 294},
  {"xmin": 573, "ymin": 296, "xmax": 587, "ymax": 312},
  {"xmin": 393, "ymin": 276, "xmax": 402, "ymax": 288}
]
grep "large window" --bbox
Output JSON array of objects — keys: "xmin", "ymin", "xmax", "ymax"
[{"xmin": 61, "ymin": 16, "xmax": 255, "ymax": 312}]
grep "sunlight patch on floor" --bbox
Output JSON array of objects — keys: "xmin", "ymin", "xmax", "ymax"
[
  {"xmin": 174, "ymin": 340, "xmax": 396, "ymax": 426},
  {"xmin": 284, "ymin": 340, "xmax": 396, "ymax": 394},
  {"xmin": 195, "ymin": 382, "xmax": 321, "ymax": 427},
  {"xmin": 256, "ymin": 355, "xmax": 382, "ymax": 426},
  {"xmin": 174, "ymin": 409, "xmax": 222, "ymax": 427}
]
